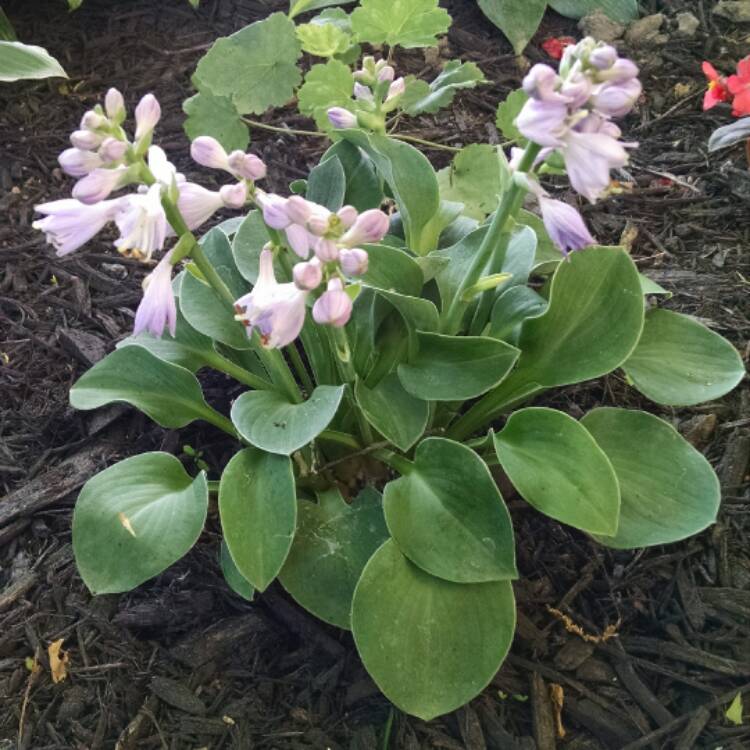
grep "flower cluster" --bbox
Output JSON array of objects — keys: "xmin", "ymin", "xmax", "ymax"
[
  {"xmin": 33, "ymin": 91, "xmax": 263, "ymax": 337},
  {"xmin": 702, "ymin": 57, "xmax": 750, "ymax": 117},
  {"xmin": 513, "ymin": 37, "xmax": 641, "ymax": 255},
  {"xmin": 234, "ymin": 194, "xmax": 390, "ymax": 347},
  {"xmin": 327, "ymin": 57, "xmax": 405, "ymax": 132}
]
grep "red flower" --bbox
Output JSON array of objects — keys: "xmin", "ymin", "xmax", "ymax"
[
  {"xmin": 541, "ymin": 36, "xmax": 576, "ymax": 61},
  {"xmin": 702, "ymin": 61, "xmax": 731, "ymax": 110},
  {"xmin": 727, "ymin": 55, "xmax": 750, "ymax": 116}
]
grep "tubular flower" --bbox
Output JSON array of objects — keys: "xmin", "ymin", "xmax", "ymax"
[
  {"xmin": 515, "ymin": 37, "xmax": 640, "ymax": 203},
  {"xmin": 72, "ymin": 165, "xmax": 133, "ymax": 204},
  {"xmin": 114, "ymin": 183, "xmax": 169, "ymax": 261},
  {"xmin": 234, "ymin": 249, "xmax": 308, "ymax": 349},
  {"xmin": 538, "ymin": 196, "xmax": 595, "ymax": 256},
  {"xmin": 313, "ymin": 278, "xmax": 353, "ymax": 328},
  {"xmin": 134, "ymin": 249, "xmax": 177, "ymax": 338},
  {"xmin": 727, "ymin": 56, "xmax": 750, "ymax": 116},
  {"xmin": 702, "ymin": 62, "xmax": 731, "ymax": 110}
]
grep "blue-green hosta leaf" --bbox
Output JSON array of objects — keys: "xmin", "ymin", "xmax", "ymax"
[
  {"xmin": 495, "ymin": 89, "xmax": 529, "ymax": 142},
  {"xmin": 384, "ymin": 438, "xmax": 517, "ymax": 583},
  {"xmin": 622, "ymin": 308, "xmax": 745, "ymax": 406},
  {"xmin": 436, "ymin": 144, "xmax": 511, "ymax": 221},
  {"xmin": 321, "ymin": 140, "xmax": 384, "ymax": 212},
  {"xmin": 220, "ymin": 541, "xmax": 255, "ymax": 601},
  {"xmin": 231, "ymin": 385, "xmax": 345, "ymax": 455},
  {"xmin": 351, "ymin": 0, "xmax": 451, "ymax": 48},
  {"xmin": 183, "ymin": 92, "xmax": 249, "ymax": 152},
  {"xmin": 582, "ymin": 408, "xmax": 720, "ymax": 548},
  {"xmin": 488, "ymin": 285, "xmax": 547, "ymax": 343},
  {"xmin": 494, "ymin": 407, "xmax": 620, "ymax": 535},
  {"xmin": 298, "ymin": 59, "xmax": 354, "ymax": 130},
  {"xmin": 306, "ymin": 154, "xmax": 346, "ymax": 210},
  {"xmin": 0, "ymin": 40, "xmax": 67, "ymax": 82},
  {"xmin": 401, "ymin": 61, "xmax": 485, "ymax": 116},
  {"xmin": 193, "ymin": 13, "xmax": 302, "ymax": 115},
  {"xmin": 279, "ymin": 487, "xmax": 389, "ymax": 629},
  {"xmin": 219, "ymin": 448, "xmax": 296, "ymax": 591},
  {"xmin": 549, "ymin": 0, "xmax": 638, "ymax": 23},
  {"xmin": 73, "ymin": 453, "xmax": 208, "ymax": 594},
  {"xmin": 352, "ymin": 540, "xmax": 516, "ymax": 720},
  {"xmin": 476, "ymin": 0, "xmax": 547, "ymax": 55},
  {"xmin": 709, "ymin": 118, "xmax": 750, "ymax": 152},
  {"xmin": 359, "ymin": 243, "xmax": 423, "ymax": 297}
]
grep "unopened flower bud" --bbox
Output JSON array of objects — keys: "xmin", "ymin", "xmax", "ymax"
[
  {"xmin": 58, "ymin": 147, "xmax": 103, "ymax": 177},
  {"xmin": 292, "ymin": 258, "xmax": 323, "ymax": 290},
  {"xmin": 601, "ymin": 58, "xmax": 639, "ymax": 83},
  {"xmin": 191, "ymin": 136, "xmax": 229, "ymax": 170},
  {"xmin": 327, "ymin": 107, "xmax": 358, "ymax": 129},
  {"xmin": 72, "ymin": 165, "xmax": 131, "ymax": 204},
  {"xmin": 80, "ymin": 110, "xmax": 107, "ymax": 131},
  {"xmin": 589, "ymin": 45, "xmax": 617, "ymax": 70},
  {"xmin": 258, "ymin": 193, "xmax": 290, "ymax": 230},
  {"xmin": 99, "ymin": 137, "xmax": 128, "ymax": 163},
  {"xmin": 70, "ymin": 129, "xmax": 103, "ymax": 150},
  {"xmin": 227, "ymin": 151, "xmax": 267, "ymax": 181},
  {"xmin": 354, "ymin": 82, "xmax": 374, "ymax": 101},
  {"xmin": 539, "ymin": 196, "xmax": 594, "ymax": 257},
  {"xmin": 314, "ymin": 238, "xmax": 339, "ymax": 262},
  {"xmin": 336, "ymin": 205, "xmax": 358, "ymax": 229},
  {"xmin": 339, "ymin": 247, "xmax": 369, "ymax": 276},
  {"xmin": 285, "ymin": 195, "xmax": 314, "ymax": 225},
  {"xmin": 560, "ymin": 73, "xmax": 592, "ymax": 109},
  {"xmin": 104, "ymin": 87, "xmax": 126, "ymax": 122},
  {"xmin": 341, "ymin": 208, "xmax": 389, "ymax": 246},
  {"xmin": 307, "ymin": 210, "xmax": 332, "ymax": 237},
  {"xmin": 313, "ymin": 278, "xmax": 352, "ymax": 327},
  {"xmin": 220, "ymin": 182, "xmax": 248, "ymax": 209},
  {"xmin": 134, "ymin": 93, "xmax": 161, "ymax": 141},
  {"xmin": 592, "ymin": 78, "xmax": 642, "ymax": 118},
  {"xmin": 385, "ymin": 77, "xmax": 405, "ymax": 102},
  {"xmin": 377, "ymin": 64, "xmax": 395, "ymax": 83},
  {"xmin": 522, "ymin": 64, "xmax": 564, "ymax": 102}
]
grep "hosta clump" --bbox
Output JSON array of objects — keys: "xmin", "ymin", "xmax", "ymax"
[{"xmin": 36, "ymin": 37, "xmax": 745, "ymax": 721}]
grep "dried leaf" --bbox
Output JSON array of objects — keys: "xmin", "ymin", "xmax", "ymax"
[
  {"xmin": 547, "ymin": 607, "xmax": 620, "ymax": 643},
  {"xmin": 48, "ymin": 639, "xmax": 69, "ymax": 684},
  {"xmin": 550, "ymin": 683, "xmax": 566, "ymax": 738}
]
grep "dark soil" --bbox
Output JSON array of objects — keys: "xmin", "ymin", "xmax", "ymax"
[{"xmin": 1, "ymin": 0, "xmax": 748, "ymax": 747}]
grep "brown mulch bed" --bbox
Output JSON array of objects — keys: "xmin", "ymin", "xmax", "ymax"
[{"xmin": 0, "ymin": 0, "xmax": 748, "ymax": 747}]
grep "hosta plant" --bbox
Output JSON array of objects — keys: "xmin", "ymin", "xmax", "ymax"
[{"xmin": 35, "ymin": 38, "xmax": 745, "ymax": 720}]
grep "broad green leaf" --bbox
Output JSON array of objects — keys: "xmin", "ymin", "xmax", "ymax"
[
  {"xmin": 73, "ymin": 453, "xmax": 208, "ymax": 594},
  {"xmin": 70, "ymin": 346, "xmax": 220, "ymax": 429},
  {"xmin": 401, "ymin": 61, "xmax": 485, "ymax": 115},
  {"xmin": 384, "ymin": 438, "xmax": 517, "ymax": 583},
  {"xmin": 360, "ymin": 244, "xmax": 423, "ymax": 297},
  {"xmin": 181, "ymin": 228, "xmax": 251, "ymax": 350},
  {"xmin": 352, "ymin": 540, "xmax": 516, "ymax": 720},
  {"xmin": 494, "ymin": 408, "xmax": 620, "ymax": 535},
  {"xmin": 398, "ymin": 331, "xmax": 519, "ymax": 401},
  {"xmin": 488, "ymin": 286, "xmax": 547, "ymax": 342},
  {"xmin": 476, "ymin": 0, "xmax": 547, "ymax": 55},
  {"xmin": 193, "ymin": 13, "xmax": 302, "ymax": 115},
  {"xmin": 232, "ymin": 210, "xmax": 280, "ymax": 285},
  {"xmin": 307, "ymin": 154, "xmax": 346, "ymax": 210},
  {"xmin": 0, "ymin": 40, "xmax": 67, "ymax": 82},
  {"xmin": 322, "ymin": 140, "xmax": 383, "ymax": 211},
  {"xmin": 341, "ymin": 130, "xmax": 441, "ymax": 254},
  {"xmin": 183, "ymin": 92, "xmax": 250, "ymax": 153},
  {"xmin": 498, "ymin": 246, "xmax": 643, "ymax": 399},
  {"xmin": 639, "ymin": 273, "xmax": 672, "ymax": 297},
  {"xmin": 582, "ymin": 408, "xmax": 720, "ymax": 548},
  {"xmin": 220, "ymin": 541, "xmax": 255, "ymax": 601},
  {"xmin": 279, "ymin": 487, "xmax": 389, "ymax": 629},
  {"xmin": 623, "ymin": 308, "xmax": 744, "ymax": 406},
  {"xmin": 355, "ymin": 373, "xmax": 429, "ymax": 451},
  {"xmin": 298, "ymin": 59, "xmax": 354, "ymax": 130},
  {"xmin": 549, "ymin": 0, "xmax": 638, "ymax": 23},
  {"xmin": 231, "ymin": 385, "xmax": 345, "ymax": 455},
  {"xmin": 351, "ymin": 0, "xmax": 451, "ymax": 48},
  {"xmin": 296, "ymin": 21, "xmax": 352, "ymax": 57},
  {"xmin": 219, "ymin": 448, "xmax": 296, "ymax": 591},
  {"xmin": 517, "ymin": 208, "xmax": 561, "ymax": 271},
  {"xmin": 436, "ymin": 144, "xmax": 510, "ymax": 221},
  {"xmin": 495, "ymin": 89, "xmax": 529, "ymax": 142},
  {"xmin": 289, "ymin": 0, "xmax": 355, "ymax": 19}
]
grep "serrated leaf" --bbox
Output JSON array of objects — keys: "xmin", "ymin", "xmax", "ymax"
[
  {"xmin": 193, "ymin": 13, "xmax": 302, "ymax": 115},
  {"xmin": 351, "ymin": 0, "xmax": 451, "ymax": 49},
  {"xmin": 401, "ymin": 61, "xmax": 485, "ymax": 115},
  {"xmin": 296, "ymin": 21, "xmax": 352, "ymax": 57},
  {"xmin": 476, "ymin": 0, "xmax": 547, "ymax": 55},
  {"xmin": 183, "ymin": 92, "xmax": 249, "ymax": 152},
  {"xmin": 289, "ymin": 0, "xmax": 355, "ymax": 19},
  {"xmin": 0, "ymin": 41, "xmax": 67, "ymax": 82},
  {"xmin": 298, "ymin": 59, "xmax": 354, "ymax": 130},
  {"xmin": 495, "ymin": 89, "xmax": 529, "ymax": 142}
]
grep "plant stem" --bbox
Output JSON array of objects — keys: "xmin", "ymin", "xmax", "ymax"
[
  {"xmin": 318, "ymin": 429, "xmax": 361, "ymax": 451},
  {"xmin": 287, "ymin": 341, "xmax": 315, "ymax": 395},
  {"xmin": 207, "ymin": 352, "xmax": 274, "ymax": 391},
  {"xmin": 394, "ymin": 133, "xmax": 461, "ymax": 152},
  {"xmin": 202, "ymin": 407, "xmax": 238, "ymax": 438},
  {"xmin": 371, "ymin": 449, "xmax": 413, "ymax": 475},
  {"xmin": 440, "ymin": 142, "xmax": 541, "ymax": 335}
]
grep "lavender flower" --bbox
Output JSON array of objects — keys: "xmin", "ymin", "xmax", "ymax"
[
  {"xmin": 339, "ymin": 247, "xmax": 369, "ymax": 276},
  {"xmin": 293, "ymin": 258, "xmax": 323, "ymax": 290},
  {"xmin": 327, "ymin": 107, "xmax": 357, "ymax": 129},
  {"xmin": 134, "ymin": 94, "xmax": 161, "ymax": 142},
  {"xmin": 134, "ymin": 249, "xmax": 177, "ymax": 338},
  {"xmin": 312, "ymin": 278, "xmax": 352, "ymax": 328},
  {"xmin": 191, "ymin": 136, "xmax": 230, "ymax": 171},
  {"xmin": 104, "ymin": 87, "xmax": 126, "ymax": 123},
  {"xmin": 114, "ymin": 184, "xmax": 169, "ymax": 261},
  {"xmin": 538, "ymin": 196, "xmax": 595, "ymax": 256},
  {"xmin": 72, "ymin": 165, "xmax": 132, "ymax": 204},
  {"xmin": 58, "ymin": 147, "xmax": 104, "ymax": 178},
  {"xmin": 177, "ymin": 183, "xmax": 225, "ymax": 230}
]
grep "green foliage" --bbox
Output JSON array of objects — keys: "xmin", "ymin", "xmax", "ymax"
[
  {"xmin": 401, "ymin": 61, "xmax": 485, "ymax": 116},
  {"xmin": 549, "ymin": 0, "xmax": 638, "ymax": 23},
  {"xmin": 220, "ymin": 541, "xmax": 255, "ymax": 601},
  {"xmin": 298, "ymin": 60, "xmax": 355, "ymax": 130},
  {"xmin": 193, "ymin": 13, "xmax": 302, "ymax": 115},
  {"xmin": 351, "ymin": 0, "xmax": 451, "ymax": 48},
  {"xmin": 0, "ymin": 40, "xmax": 67, "ymax": 82},
  {"xmin": 183, "ymin": 92, "xmax": 249, "ymax": 152},
  {"xmin": 289, "ymin": 0, "xmax": 355, "ymax": 20},
  {"xmin": 73, "ymin": 453, "xmax": 208, "ymax": 594},
  {"xmin": 280, "ymin": 487, "xmax": 389, "ymax": 628},
  {"xmin": 296, "ymin": 20, "xmax": 352, "ymax": 57},
  {"xmin": 495, "ymin": 89, "xmax": 529, "ymax": 141},
  {"xmin": 352, "ymin": 540, "xmax": 516, "ymax": 720}
]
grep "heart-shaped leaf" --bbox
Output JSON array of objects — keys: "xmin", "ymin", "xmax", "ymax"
[
  {"xmin": 384, "ymin": 438, "xmax": 517, "ymax": 583},
  {"xmin": 582, "ymin": 408, "xmax": 721, "ymax": 548},
  {"xmin": 398, "ymin": 331, "xmax": 519, "ymax": 401},
  {"xmin": 231, "ymin": 385, "xmax": 345, "ymax": 455},
  {"xmin": 493, "ymin": 407, "xmax": 620, "ymax": 535},
  {"xmin": 352, "ymin": 539, "xmax": 516, "ymax": 720},
  {"xmin": 219, "ymin": 448, "xmax": 296, "ymax": 591},
  {"xmin": 73, "ymin": 453, "xmax": 208, "ymax": 594},
  {"xmin": 476, "ymin": 0, "xmax": 547, "ymax": 54},
  {"xmin": 279, "ymin": 487, "xmax": 389, "ymax": 629},
  {"xmin": 622, "ymin": 308, "xmax": 744, "ymax": 406}
]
